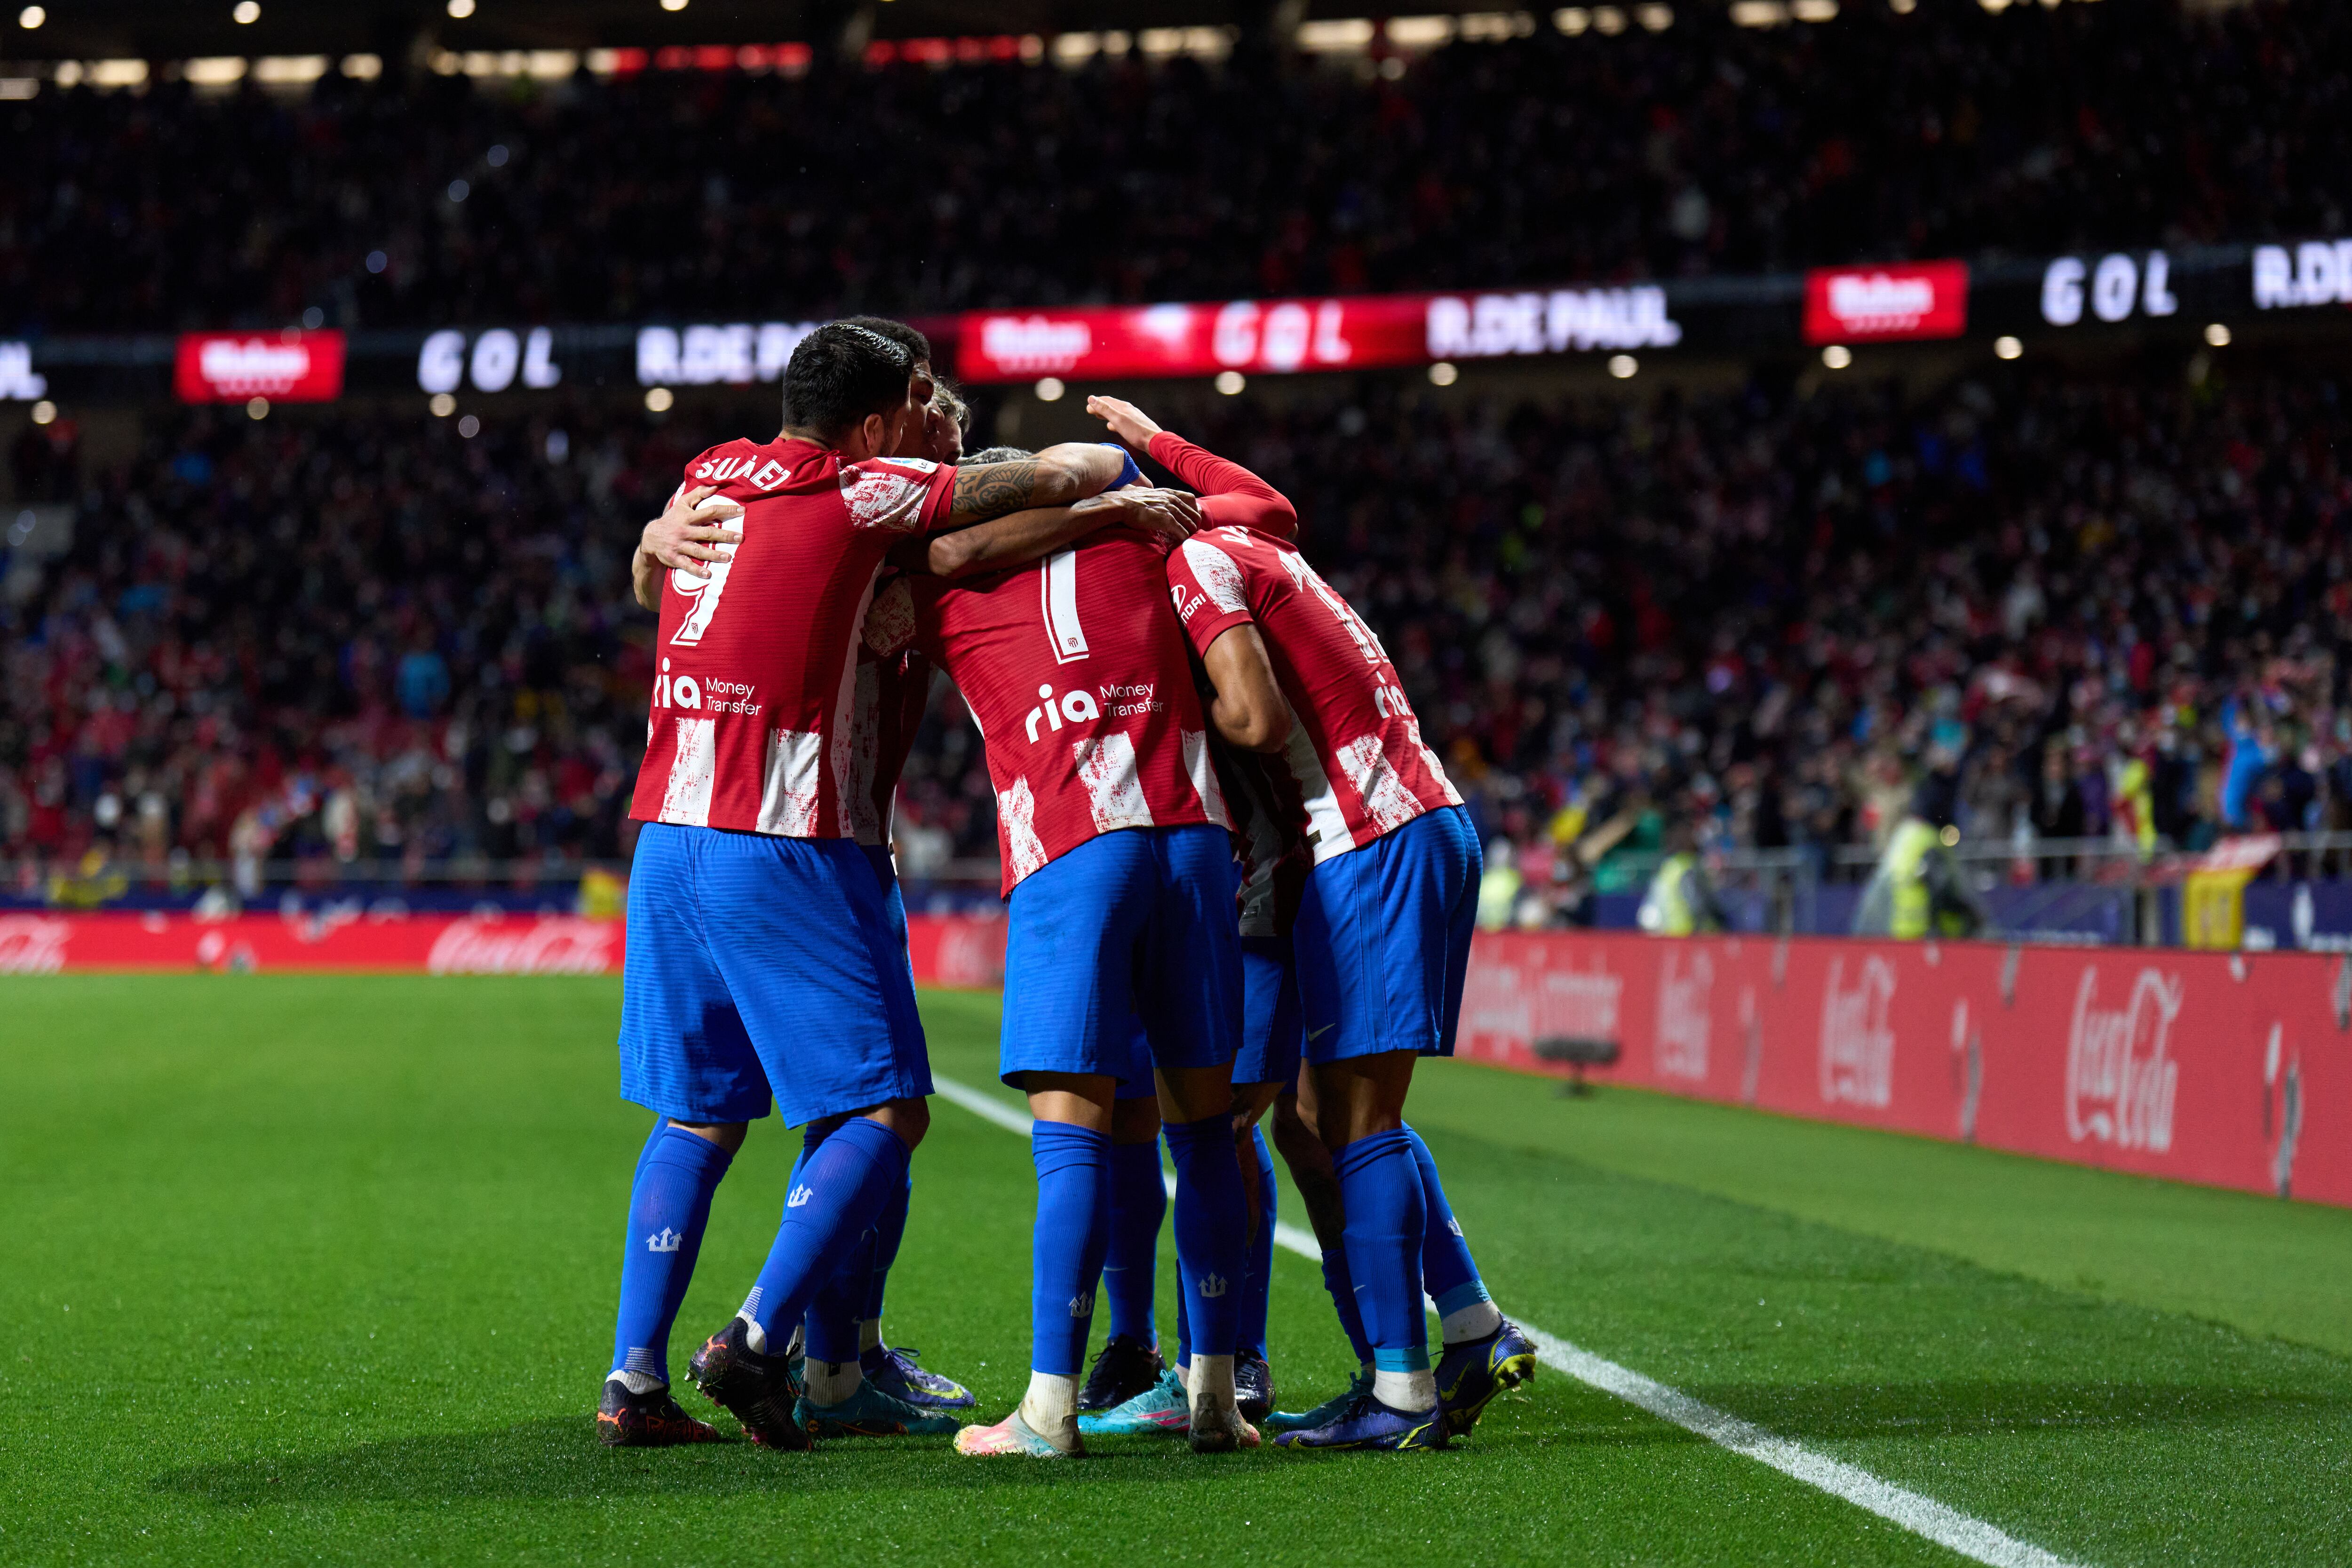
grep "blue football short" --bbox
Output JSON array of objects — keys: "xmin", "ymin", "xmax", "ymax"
[
  {"xmin": 1232, "ymin": 933, "xmax": 1303, "ymax": 1088},
  {"xmin": 618, "ymin": 822, "xmax": 931, "ymax": 1126},
  {"xmin": 861, "ymin": 842, "xmax": 916, "ymax": 984},
  {"xmin": 998, "ymin": 824, "xmax": 1241, "ymax": 1090},
  {"xmin": 1113, "ymin": 1013, "xmax": 1160, "ymax": 1102},
  {"xmin": 1293, "ymin": 805, "xmax": 1481, "ymax": 1065}
]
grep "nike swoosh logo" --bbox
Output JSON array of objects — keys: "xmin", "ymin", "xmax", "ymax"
[{"xmin": 1307, "ymin": 1024, "xmax": 1337, "ymax": 1040}]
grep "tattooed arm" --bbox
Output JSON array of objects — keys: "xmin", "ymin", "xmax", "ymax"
[
  {"xmin": 943, "ymin": 442, "xmax": 1128, "ymax": 525},
  {"xmin": 892, "ymin": 487, "xmax": 1202, "ymax": 578}
]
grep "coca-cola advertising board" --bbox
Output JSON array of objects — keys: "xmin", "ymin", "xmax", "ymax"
[
  {"xmin": 0, "ymin": 911, "xmax": 621, "ymax": 975},
  {"xmin": 1802, "ymin": 261, "xmax": 1971, "ymax": 344},
  {"xmin": 19, "ymin": 911, "xmax": 2342, "ymax": 1208},
  {"xmin": 0, "ymin": 910, "xmax": 1003, "ymax": 982},
  {"xmin": 174, "ymin": 330, "xmax": 348, "ymax": 403},
  {"xmin": 1457, "ymin": 931, "xmax": 2351, "ymax": 1208}
]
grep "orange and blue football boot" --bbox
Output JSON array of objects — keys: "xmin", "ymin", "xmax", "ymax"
[
  {"xmin": 687, "ymin": 1318, "xmax": 814, "ymax": 1451},
  {"xmin": 596, "ymin": 1378, "xmax": 728, "ymax": 1448}
]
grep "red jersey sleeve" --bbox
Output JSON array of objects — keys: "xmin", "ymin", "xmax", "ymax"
[
  {"xmin": 838, "ymin": 457, "xmax": 960, "ymax": 534},
  {"xmin": 1147, "ymin": 432, "xmax": 1297, "ymax": 539},
  {"xmin": 1166, "ymin": 534, "xmax": 1259, "ymax": 658}
]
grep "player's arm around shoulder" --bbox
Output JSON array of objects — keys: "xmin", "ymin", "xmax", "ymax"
[
  {"xmin": 905, "ymin": 487, "xmax": 1202, "ymax": 580},
  {"xmin": 632, "ymin": 484, "xmax": 743, "ymax": 611},
  {"xmin": 943, "ymin": 443, "xmax": 1128, "ymax": 525},
  {"xmin": 1086, "ymin": 393, "xmax": 1299, "ymax": 540}
]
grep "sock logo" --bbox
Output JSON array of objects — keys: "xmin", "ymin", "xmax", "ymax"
[
  {"xmin": 1198, "ymin": 1273, "xmax": 1228, "ymax": 1300},
  {"xmin": 1067, "ymin": 1291, "xmax": 1095, "ymax": 1318},
  {"xmin": 646, "ymin": 1226, "xmax": 684, "ymax": 1253},
  {"xmin": 1446, "ymin": 1218, "xmax": 1464, "ymax": 1238},
  {"xmin": 787, "ymin": 1184, "xmax": 815, "ymax": 1210}
]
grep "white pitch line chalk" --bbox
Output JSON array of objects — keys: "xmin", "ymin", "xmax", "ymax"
[{"xmin": 930, "ymin": 1074, "xmax": 2085, "ymax": 1568}]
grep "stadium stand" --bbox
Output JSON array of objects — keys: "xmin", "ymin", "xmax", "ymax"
[
  {"xmin": 6, "ymin": 362, "xmax": 2348, "ymax": 917},
  {"xmin": 1, "ymin": 0, "xmax": 2343, "ymax": 333}
]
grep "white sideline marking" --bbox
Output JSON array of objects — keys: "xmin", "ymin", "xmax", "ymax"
[{"xmin": 931, "ymin": 1073, "xmax": 2084, "ymax": 1568}]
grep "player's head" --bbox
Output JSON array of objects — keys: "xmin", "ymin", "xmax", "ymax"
[
  {"xmin": 923, "ymin": 380, "xmax": 969, "ymax": 464},
  {"xmin": 964, "ymin": 446, "xmax": 1031, "ymax": 464},
  {"xmin": 783, "ymin": 323, "xmax": 926, "ymax": 459},
  {"xmin": 838, "ymin": 315, "xmax": 933, "ymax": 377},
  {"xmin": 908, "ymin": 381, "xmax": 964, "ymax": 465}
]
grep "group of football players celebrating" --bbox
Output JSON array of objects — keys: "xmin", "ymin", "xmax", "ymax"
[{"xmin": 595, "ymin": 317, "xmax": 1535, "ymax": 1460}]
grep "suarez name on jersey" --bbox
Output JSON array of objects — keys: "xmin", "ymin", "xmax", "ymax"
[
  {"xmin": 1165, "ymin": 525, "xmax": 1460, "ymax": 865},
  {"xmin": 865, "ymin": 527, "xmax": 1229, "ymax": 896},
  {"xmin": 628, "ymin": 436, "xmax": 957, "ymax": 840}
]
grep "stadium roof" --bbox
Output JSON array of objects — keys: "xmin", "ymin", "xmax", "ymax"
[{"xmin": 0, "ymin": 0, "xmax": 1501, "ymax": 61}]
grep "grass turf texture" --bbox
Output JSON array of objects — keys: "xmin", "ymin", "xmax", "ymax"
[{"xmin": 0, "ymin": 979, "xmax": 2342, "ymax": 1566}]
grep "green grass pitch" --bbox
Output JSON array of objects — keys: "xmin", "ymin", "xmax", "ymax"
[{"xmin": 2, "ymin": 976, "xmax": 2348, "ymax": 1565}]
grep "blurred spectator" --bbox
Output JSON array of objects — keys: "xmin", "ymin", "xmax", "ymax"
[
  {"xmin": 1, "ymin": 0, "xmax": 2344, "ymax": 332},
  {"xmin": 4, "ymin": 362, "xmax": 2350, "ymax": 903}
]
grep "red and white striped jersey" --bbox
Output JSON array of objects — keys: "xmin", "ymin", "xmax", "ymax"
[
  {"xmin": 1215, "ymin": 739, "xmax": 1312, "ymax": 939},
  {"xmin": 845, "ymin": 646, "xmax": 936, "ymax": 849},
  {"xmin": 628, "ymin": 436, "xmax": 957, "ymax": 839},
  {"xmin": 867, "ymin": 527, "xmax": 1228, "ymax": 896},
  {"xmin": 1166, "ymin": 525, "xmax": 1460, "ymax": 865}
]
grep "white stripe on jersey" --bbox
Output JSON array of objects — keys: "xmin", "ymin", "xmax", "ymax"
[
  {"xmin": 1180, "ymin": 728, "xmax": 1229, "ymax": 829},
  {"xmin": 1281, "ymin": 705, "xmax": 1354, "ymax": 862},
  {"xmin": 1000, "ymin": 776, "xmax": 1049, "ymax": 885},
  {"xmin": 1402, "ymin": 713, "xmax": 1463, "ymax": 806},
  {"xmin": 757, "ymin": 728, "xmax": 825, "ymax": 837},
  {"xmin": 839, "ymin": 459, "xmax": 939, "ymax": 533},
  {"xmin": 824, "ymin": 572, "xmax": 881, "ymax": 837},
  {"xmin": 1073, "ymin": 731, "xmax": 1155, "ymax": 834},
  {"xmin": 659, "ymin": 717, "xmax": 719, "ymax": 826},
  {"xmin": 842, "ymin": 659, "xmax": 886, "ymax": 844},
  {"xmin": 1041, "ymin": 549, "xmax": 1090, "ymax": 664},
  {"xmin": 1334, "ymin": 733, "xmax": 1423, "ymax": 835},
  {"xmin": 1180, "ymin": 538, "xmax": 1250, "ymax": 615}
]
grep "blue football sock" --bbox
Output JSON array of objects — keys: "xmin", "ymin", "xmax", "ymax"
[
  {"xmin": 1240, "ymin": 1124, "xmax": 1277, "ymax": 1359},
  {"xmin": 1029, "ymin": 1120, "xmax": 1112, "ymax": 1376},
  {"xmin": 1175, "ymin": 1287, "xmax": 1191, "ymax": 1369},
  {"xmin": 1103, "ymin": 1138, "xmax": 1168, "ymax": 1345},
  {"xmin": 610, "ymin": 1122, "xmax": 732, "ymax": 1385},
  {"xmin": 791, "ymin": 1119, "xmax": 866, "ymax": 1365},
  {"xmin": 1163, "ymin": 1113, "xmax": 1247, "ymax": 1361},
  {"xmin": 1319, "ymin": 1245, "xmax": 1375, "ymax": 1368},
  {"xmin": 860, "ymin": 1170, "xmax": 912, "ymax": 1324},
  {"xmin": 1332, "ymin": 1129, "xmax": 1429, "ymax": 1377},
  {"xmin": 741, "ymin": 1117, "xmax": 911, "ymax": 1351},
  {"xmin": 1404, "ymin": 1123, "xmax": 1491, "ymax": 1318}
]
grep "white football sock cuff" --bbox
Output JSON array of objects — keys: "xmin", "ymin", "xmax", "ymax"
[
  {"xmin": 1021, "ymin": 1371, "xmax": 1081, "ymax": 1434},
  {"xmin": 1374, "ymin": 1368, "xmax": 1438, "ymax": 1411},
  {"xmin": 803, "ymin": 1358, "xmax": 863, "ymax": 1406},
  {"xmin": 1441, "ymin": 1300, "xmax": 1503, "ymax": 1345}
]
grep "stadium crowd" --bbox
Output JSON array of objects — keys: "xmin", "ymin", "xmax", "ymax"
[
  {"xmin": 5, "ymin": 362, "xmax": 2348, "ymax": 911},
  {"xmin": 2, "ymin": 0, "xmax": 2342, "ymax": 334}
]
